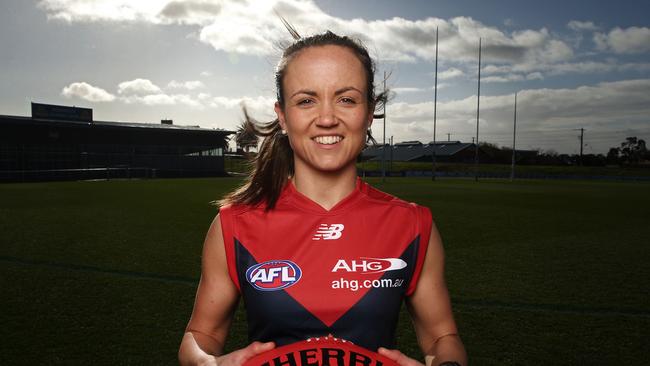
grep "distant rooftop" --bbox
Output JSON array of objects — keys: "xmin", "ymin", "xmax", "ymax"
[{"xmin": 0, "ymin": 114, "xmax": 231, "ymax": 133}]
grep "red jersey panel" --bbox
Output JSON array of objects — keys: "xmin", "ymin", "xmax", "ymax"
[{"xmin": 220, "ymin": 178, "xmax": 432, "ymax": 351}]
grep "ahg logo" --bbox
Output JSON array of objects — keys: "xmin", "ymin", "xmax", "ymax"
[
  {"xmin": 312, "ymin": 224, "xmax": 345, "ymax": 240},
  {"xmin": 331, "ymin": 258, "xmax": 407, "ymax": 274}
]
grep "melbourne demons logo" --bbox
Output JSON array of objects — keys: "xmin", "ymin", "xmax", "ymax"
[
  {"xmin": 312, "ymin": 224, "xmax": 345, "ymax": 240},
  {"xmin": 246, "ymin": 260, "xmax": 302, "ymax": 291}
]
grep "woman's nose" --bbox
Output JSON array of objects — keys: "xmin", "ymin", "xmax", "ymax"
[{"xmin": 316, "ymin": 102, "xmax": 338, "ymax": 127}]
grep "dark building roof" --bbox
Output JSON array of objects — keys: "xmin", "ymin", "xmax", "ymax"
[
  {"xmin": 0, "ymin": 114, "xmax": 233, "ymax": 148},
  {"xmin": 363, "ymin": 141, "xmax": 475, "ymax": 161},
  {"xmin": 0, "ymin": 114, "xmax": 230, "ymax": 132}
]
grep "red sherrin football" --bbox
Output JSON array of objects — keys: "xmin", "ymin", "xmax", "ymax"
[{"xmin": 243, "ymin": 336, "xmax": 399, "ymax": 366}]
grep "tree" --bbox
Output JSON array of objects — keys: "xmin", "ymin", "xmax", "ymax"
[
  {"xmin": 606, "ymin": 147, "xmax": 620, "ymax": 165},
  {"xmin": 477, "ymin": 142, "xmax": 505, "ymax": 163},
  {"xmin": 540, "ymin": 149, "xmax": 559, "ymax": 157},
  {"xmin": 235, "ymin": 121, "xmax": 258, "ymax": 153},
  {"xmin": 619, "ymin": 137, "xmax": 647, "ymax": 164}
]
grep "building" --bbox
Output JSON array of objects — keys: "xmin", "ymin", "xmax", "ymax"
[
  {"xmin": 363, "ymin": 140, "xmax": 538, "ymax": 164},
  {"xmin": 0, "ymin": 103, "xmax": 234, "ymax": 182},
  {"xmin": 363, "ymin": 140, "xmax": 491, "ymax": 163}
]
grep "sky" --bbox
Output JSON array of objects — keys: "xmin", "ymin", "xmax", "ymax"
[{"xmin": 1, "ymin": 0, "xmax": 649, "ymax": 155}]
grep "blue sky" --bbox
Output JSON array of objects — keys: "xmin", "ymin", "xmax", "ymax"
[{"xmin": 1, "ymin": 0, "xmax": 649, "ymax": 154}]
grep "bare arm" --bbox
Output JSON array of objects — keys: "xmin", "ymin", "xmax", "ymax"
[
  {"xmin": 178, "ymin": 214, "xmax": 275, "ymax": 365},
  {"xmin": 380, "ymin": 222, "xmax": 467, "ymax": 366}
]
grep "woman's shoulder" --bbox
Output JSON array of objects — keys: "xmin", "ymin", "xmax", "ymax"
[{"xmin": 218, "ymin": 201, "xmax": 265, "ymax": 217}]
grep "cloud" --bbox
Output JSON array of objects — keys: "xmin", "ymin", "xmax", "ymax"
[
  {"xmin": 167, "ymin": 80, "xmax": 205, "ymax": 90},
  {"xmin": 567, "ymin": 20, "xmax": 598, "ymax": 32},
  {"xmin": 435, "ymin": 82, "xmax": 449, "ymax": 90},
  {"xmin": 120, "ymin": 93, "xmax": 202, "ymax": 108},
  {"xmin": 594, "ymin": 26, "xmax": 650, "ymax": 54},
  {"xmin": 67, "ymin": 78, "xmax": 203, "ymax": 109},
  {"xmin": 552, "ymin": 61, "xmax": 650, "ymax": 75},
  {"xmin": 393, "ymin": 87, "xmax": 426, "ymax": 94},
  {"xmin": 37, "ymin": 0, "xmax": 575, "ymax": 67},
  {"xmin": 37, "ymin": 0, "xmax": 165, "ymax": 23},
  {"xmin": 158, "ymin": 0, "xmax": 222, "ymax": 24},
  {"xmin": 117, "ymin": 78, "xmax": 162, "ymax": 95},
  {"xmin": 541, "ymin": 40, "xmax": 574, "ymax": 62},
  {"xmin": 209, "ymin": 95, "xmax": 275, "ymax": 112},
  {"xmin": 482, "ymin": 72, "xmax": 543, "ymax": 83},
  {"xmin": 526, "ymin": 72, "xmax": 543, "ymax": 80},
  {"xmin": 481, "ymin": 59, "xmax": 650, "ymax": 79},
  {"xmin": 60, "ymin": 77, "xmax": 276, "ymax": 112},
  {"xmin": 61, "ymin": 82, "xmax": 115, "ymax": 102},
  {"xmin": 438, "ymin": 67, "xmax": 464, "ymax": 80},
  {"xmin": 483, "ymin": 74, "xmax": 524, "ymax": 83},
  {"xmin": 197, "ymin": 92, "xmax": 212, "ymax": 100},
  {"xmin": 618, "ymin": 62, "xmax": 650, "ymax": 73}
]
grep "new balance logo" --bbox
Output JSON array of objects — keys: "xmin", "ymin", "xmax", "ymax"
[{"xmin": 312, "ymin": 224, "xmax": 345, "ymax": 240}]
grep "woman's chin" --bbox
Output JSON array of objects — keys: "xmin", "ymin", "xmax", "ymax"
[{"xmin": 306, "ymin": 159, "xmax": 356, "ymax": 174}]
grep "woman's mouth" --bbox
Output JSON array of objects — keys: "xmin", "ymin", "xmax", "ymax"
[{"xmin": 313, "ymin": 135, "xmax": 343, "ymax": 145}]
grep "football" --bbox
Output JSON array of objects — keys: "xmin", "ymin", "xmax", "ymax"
[{"xmin": 243, "ymin": 336, "xmax": 400, "ymax": 366}]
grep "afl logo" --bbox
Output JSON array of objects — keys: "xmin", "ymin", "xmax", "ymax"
[{"xmin": 246, "ymin": 260, "xmax": 302, "ymax": 291}]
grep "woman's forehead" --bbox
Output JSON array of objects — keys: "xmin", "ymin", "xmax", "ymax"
[{"xmin": 283, "ymin": 45, "xmax": 367, "ymax": 91}]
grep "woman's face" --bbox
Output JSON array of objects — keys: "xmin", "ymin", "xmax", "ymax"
[{"xmin": 275, "ymin": 45, "xmax": 373, "ymax": 174}]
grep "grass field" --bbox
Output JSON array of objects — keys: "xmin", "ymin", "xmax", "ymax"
[
  {"xmin": 1, "ymin": 177, "xmax": 649, "ymax": 365},
  {"xmin": 357, "ymin": 160, "xmax": 650, "ymax": 177},
  {"xmin": 226, "ymin": 157, "xmax": 650, "ymax": 178}
]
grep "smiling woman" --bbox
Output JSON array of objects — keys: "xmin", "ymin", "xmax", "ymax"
[
  {"xmin": 178, "ymin": 30, "xmax": 466, "ymax": 366},
  {"xmin": 218, "ymin": 31, "xmax": 387, "ymax": 210},
  {"xmin": 276, "ymin": 45, "xmax": 373, "ymax": 183}
]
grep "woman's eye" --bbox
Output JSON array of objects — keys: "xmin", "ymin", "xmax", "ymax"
[
  {"xmin": 298, "ymin": 99, "xmax": 314, "ymax": 106},
  {"xmin": 340, "ymin": 97, "xmax": 356, "ymax": 104}
]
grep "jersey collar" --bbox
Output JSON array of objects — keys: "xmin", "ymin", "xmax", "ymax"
[{"xmin": 282, "ymin": 176, "xmax": 366, "ymax": 214}]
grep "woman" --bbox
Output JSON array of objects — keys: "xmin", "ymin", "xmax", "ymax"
[{"xmin": 178, "ymin": 31, "xmax": 467, "ymax": 366}]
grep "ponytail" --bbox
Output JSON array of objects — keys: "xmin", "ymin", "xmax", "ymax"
[{"xmin": 218, "ymin": 109, "xmax": 293, "ymax": 210}]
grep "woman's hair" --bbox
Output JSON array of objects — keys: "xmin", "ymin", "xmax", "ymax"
[{"xmin": 219, "ymin": 30, "xmax": 388, "ymax": 210}]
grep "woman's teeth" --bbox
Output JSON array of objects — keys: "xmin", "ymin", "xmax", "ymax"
[{"xmin": 314, "ymin": 136, "xmax": 342, "ymax": 145}]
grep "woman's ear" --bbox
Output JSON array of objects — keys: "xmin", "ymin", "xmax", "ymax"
[
  {"xmin": 275, "ymin": 102, "xmax": 287, "ymax": 131},
  {"xmin": 367, "ymin": 108, "xmax": 374, "ymax": 128}
]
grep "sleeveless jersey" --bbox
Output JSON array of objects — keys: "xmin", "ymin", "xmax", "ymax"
[{"xmin": 219, "ymin": 177, "xmax": 433, "ymax": 351}]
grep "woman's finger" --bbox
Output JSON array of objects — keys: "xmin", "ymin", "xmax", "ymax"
[
  {"xmin": 220, "ymin": 341, "xmax": 276, "ymax": 366},
  {"xmin": 377, "ymin": 347, "xmax": 423, "ymax": 366}
]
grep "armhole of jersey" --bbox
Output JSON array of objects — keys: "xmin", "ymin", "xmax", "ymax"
[
  {"xmin": 219, "ymin": 205, "xmax": 241, "ymax": 293},
  {"xmin": 406, "ymin": 205, "xmax": 433, "ymax": 296}
]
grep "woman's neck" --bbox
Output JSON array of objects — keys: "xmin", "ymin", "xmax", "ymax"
[{"xmin": 291, "ymin": 163, "xmax": 358, "ymax": 211}]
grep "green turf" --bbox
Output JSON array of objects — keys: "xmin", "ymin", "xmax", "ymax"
[
  {"xmin": 226, "ymin": 156, "xmax": 650, "ymax": 177},
  {"xmin": 1, "ymin": 177, "xmax": 649, "ymax": 365},
  {"xmin": 356, "ymin": 161, "xmax": 650, "ymax": 177}
]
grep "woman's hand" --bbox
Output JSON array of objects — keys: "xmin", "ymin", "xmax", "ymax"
[
  {"xmin": 196, "ymin": 341, "xmax": 275, "ymax": 366},
  {"xmin": 378, "ymin": 348, "xmax": 429, "ymax": 366}
]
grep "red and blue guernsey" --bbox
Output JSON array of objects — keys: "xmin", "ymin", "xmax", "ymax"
[{"xmin": 219, "ymin": 177, "xmax": 433, "ymax": 351}]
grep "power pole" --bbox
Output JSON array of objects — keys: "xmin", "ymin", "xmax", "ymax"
[
  {"xmin": 579, "ymin": 128, "xmax": 584, "ymax": 166},
  {"xmin": 382, "ymin": 71, "xmax": 387, "ymax": 183},
  {"xmin": 510, "ymin": 92, "xmax": 517, "ymax": 181},
  {"xmin": 432, "ymin": 26, "xmax": 439, "ymax": 181},
  {"xmin": 474, "ymin": 38, "xmax": 482, "ymax": 182},
  {"xmin": 573, "ymin": 128, "xmax": 585, "ymax": 165},
  {"xmin": 390, "ymin": 135, "xmax": 394, "ymax": 172},
  {"xmin": 447, "ymin": 133, "xmax": 451, "ymax": 141}
]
